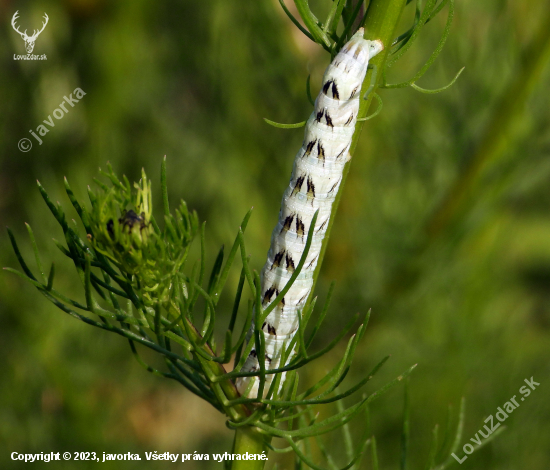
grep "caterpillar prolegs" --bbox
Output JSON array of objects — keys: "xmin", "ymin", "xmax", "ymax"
[{"xmin": 235, "ymin": 29, "xmax": 383, "ymax": 398}]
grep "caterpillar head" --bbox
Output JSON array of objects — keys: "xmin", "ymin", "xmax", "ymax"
[
  {"xmin": 367, "ymin": 39, "xmax": 384, "ymax": 59},
  {"xmin": 344, "ymin": 28, "xmax": 384, "ymax": 62}
]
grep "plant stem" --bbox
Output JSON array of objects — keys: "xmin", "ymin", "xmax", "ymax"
[
  {"xmin": 307, "ymin": 0, "xmax": 408, "ymax": 305},
  {"xmin": 230, "ymin": 426, "xmax": 270, "ymax": 470}
]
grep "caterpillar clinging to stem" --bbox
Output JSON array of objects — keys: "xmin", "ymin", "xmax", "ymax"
[{"xmin": 236, "ymin": 28, "xmax": 383, "ymax": 398}]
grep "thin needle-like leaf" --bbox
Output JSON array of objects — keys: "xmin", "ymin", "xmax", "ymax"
[
  {"xmin": 293, "ymin": 0, "xmax": 332, "ymax": 49},
  {"xmin": 279, "ymin": 0, "xmax": 316, "ymax": 42},
  {"xmin": 306, "ymin": 74, "xmax": 315, "ymax": 107},
  {"xmin": 434, "ymin": 397, "xmax": 466, "ymax": 470},
  {"xmin": 264, "ymin": 118, "xmax": 307, "ymax": 129},
  {"xmin": 371, "ymin": 435, "xmax": 379, "ymax": 470},
  {"xmin": 411, "ymin": 66, "xmax": 464, "ymax": 94},
  {"xmin": 24, "ymin": 223, "xmax": 47, "ymax": 284},
  {"xmin": 423, "ymin": 424, "xmax": 439, "ymax": 470},
  {"xmin": 357, "ymin": 93, "xmax": 383, "ymax": 121},
  {"xmin": 213, "ymin": 207, "xmax": 253, "ymax": 302}
]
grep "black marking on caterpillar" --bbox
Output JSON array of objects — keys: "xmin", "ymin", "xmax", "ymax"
[
  {"xmin": 281, "ymin": 214, "xmax": 295, "ymax": 233},
  {"xmin": 306, "ymin": 176, "xmax": 316, "ymax": 202},
  {"xmin": 345, "ymin": 113, "xmax": 354, "ymax": 126},
  {"xmin": 317, "ymin": 218, "xmax": 328, "ymax": 232},
  {"xmin": 292, "ymin": 176, "xmax": 305, "ymax": 197},
  {"xmin": 328, "ymin": 180, "xmax": 340, "ymax": 194},
  {"xmin": 263, "ymin": 286, "xmax": 279, "ymax": 304},
  {"xmin": 325, "ymin": 110, "xmax": 334, "ymax": 128},
  {"xmin": 272, "ymin": 250, "xmax": 285, "ymax": 269},
  {"xmin": 335, "ymin": 148, "xmax": 346, "ymax": 160},
  {"xmin": 305, "ymin": 139, "xmax": 317, "ymax": 156},
  {"xmin": 332, "ymin": 81, "xmax": 340, "ymax": 100},
  {"xmin": 296, "ymin": 216, "xmax": 305, "ymax": 238},
  {"xmin": 317, "ymin": 141, "xmax": 326, "ymax": 162},
  {"xmin": 306, "ymin": 255, "xmax": 319, "ymax": 269},
  {"xmin": 285, "ymin": 253, "xmax": 296, "ymax": 272},
  {"xmin": 262, "ymin": 322, "xmax": 277, "ymax": 335},
  {"xmin": 349, "ymin": 86, "xmax": 359, "ymax": 99},
  {"xmin": 323, "ymin": 80, "xmax": 341, "ymax": 100},
  {"xmin": 315, "ymin": 109, "xmax": 324, "ymax": 123}
]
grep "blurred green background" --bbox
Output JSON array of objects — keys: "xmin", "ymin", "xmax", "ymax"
[{"xmin": 1, "ymin": 0, "xmax": 549, "ymax": 468}]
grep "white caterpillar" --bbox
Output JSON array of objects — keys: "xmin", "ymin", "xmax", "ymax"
[{"xmin": 236, "ymin": 29, "xmax": 383, "ymax": 398}]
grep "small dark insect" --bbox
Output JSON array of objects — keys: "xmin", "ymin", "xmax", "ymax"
[
  {"xmin": 108, "ymin": 209, "xmax": 148, "ymax": 239},
  {"xmin": 120, "ymin": 209, "xmax": 147, "ymax": 231}
]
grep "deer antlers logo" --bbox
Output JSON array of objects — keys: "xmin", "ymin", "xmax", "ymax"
[{"xmin": 11, "ymin": 11, "xmax": 49, "ymax": 54}]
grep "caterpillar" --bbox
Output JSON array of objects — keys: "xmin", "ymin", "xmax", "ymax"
[{"xmin": 236, "ymin": 29, "xmax": 383, "ymax": 398}]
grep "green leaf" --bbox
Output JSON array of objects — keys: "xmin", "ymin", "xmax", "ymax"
[
  {"xmin": 212, "ymin": 207, "xmax": 253, "ymax": 303},
  {"xmin": 264, "ymin": 118, "xmax": 307, "ymax": 129},
  {"xmin": 207, "ymin": 245, "xmax": 224, "ymax": 294},
  {"xmin": 279, "ymin": 0, "xmax": 316, "ymax": 42},
  {"xmin": 24, "ymin": 223, "xmax": 46, "ymax": 284},
  {"xmin": 411, "ymin": 66, "xmax": 464, "ymax": 94}
]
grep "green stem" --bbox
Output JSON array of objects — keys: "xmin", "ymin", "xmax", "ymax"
[
  {"xmin": 230, "ymin": 426, "xmax": 271, "ymax": 470},
  {"xmin": 181, "ymin": 317, "xmax": 252, "ymax": 421},
  {"xmin": 307, "ymin": 0, "xmax": 408, "ymax": 305}
]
